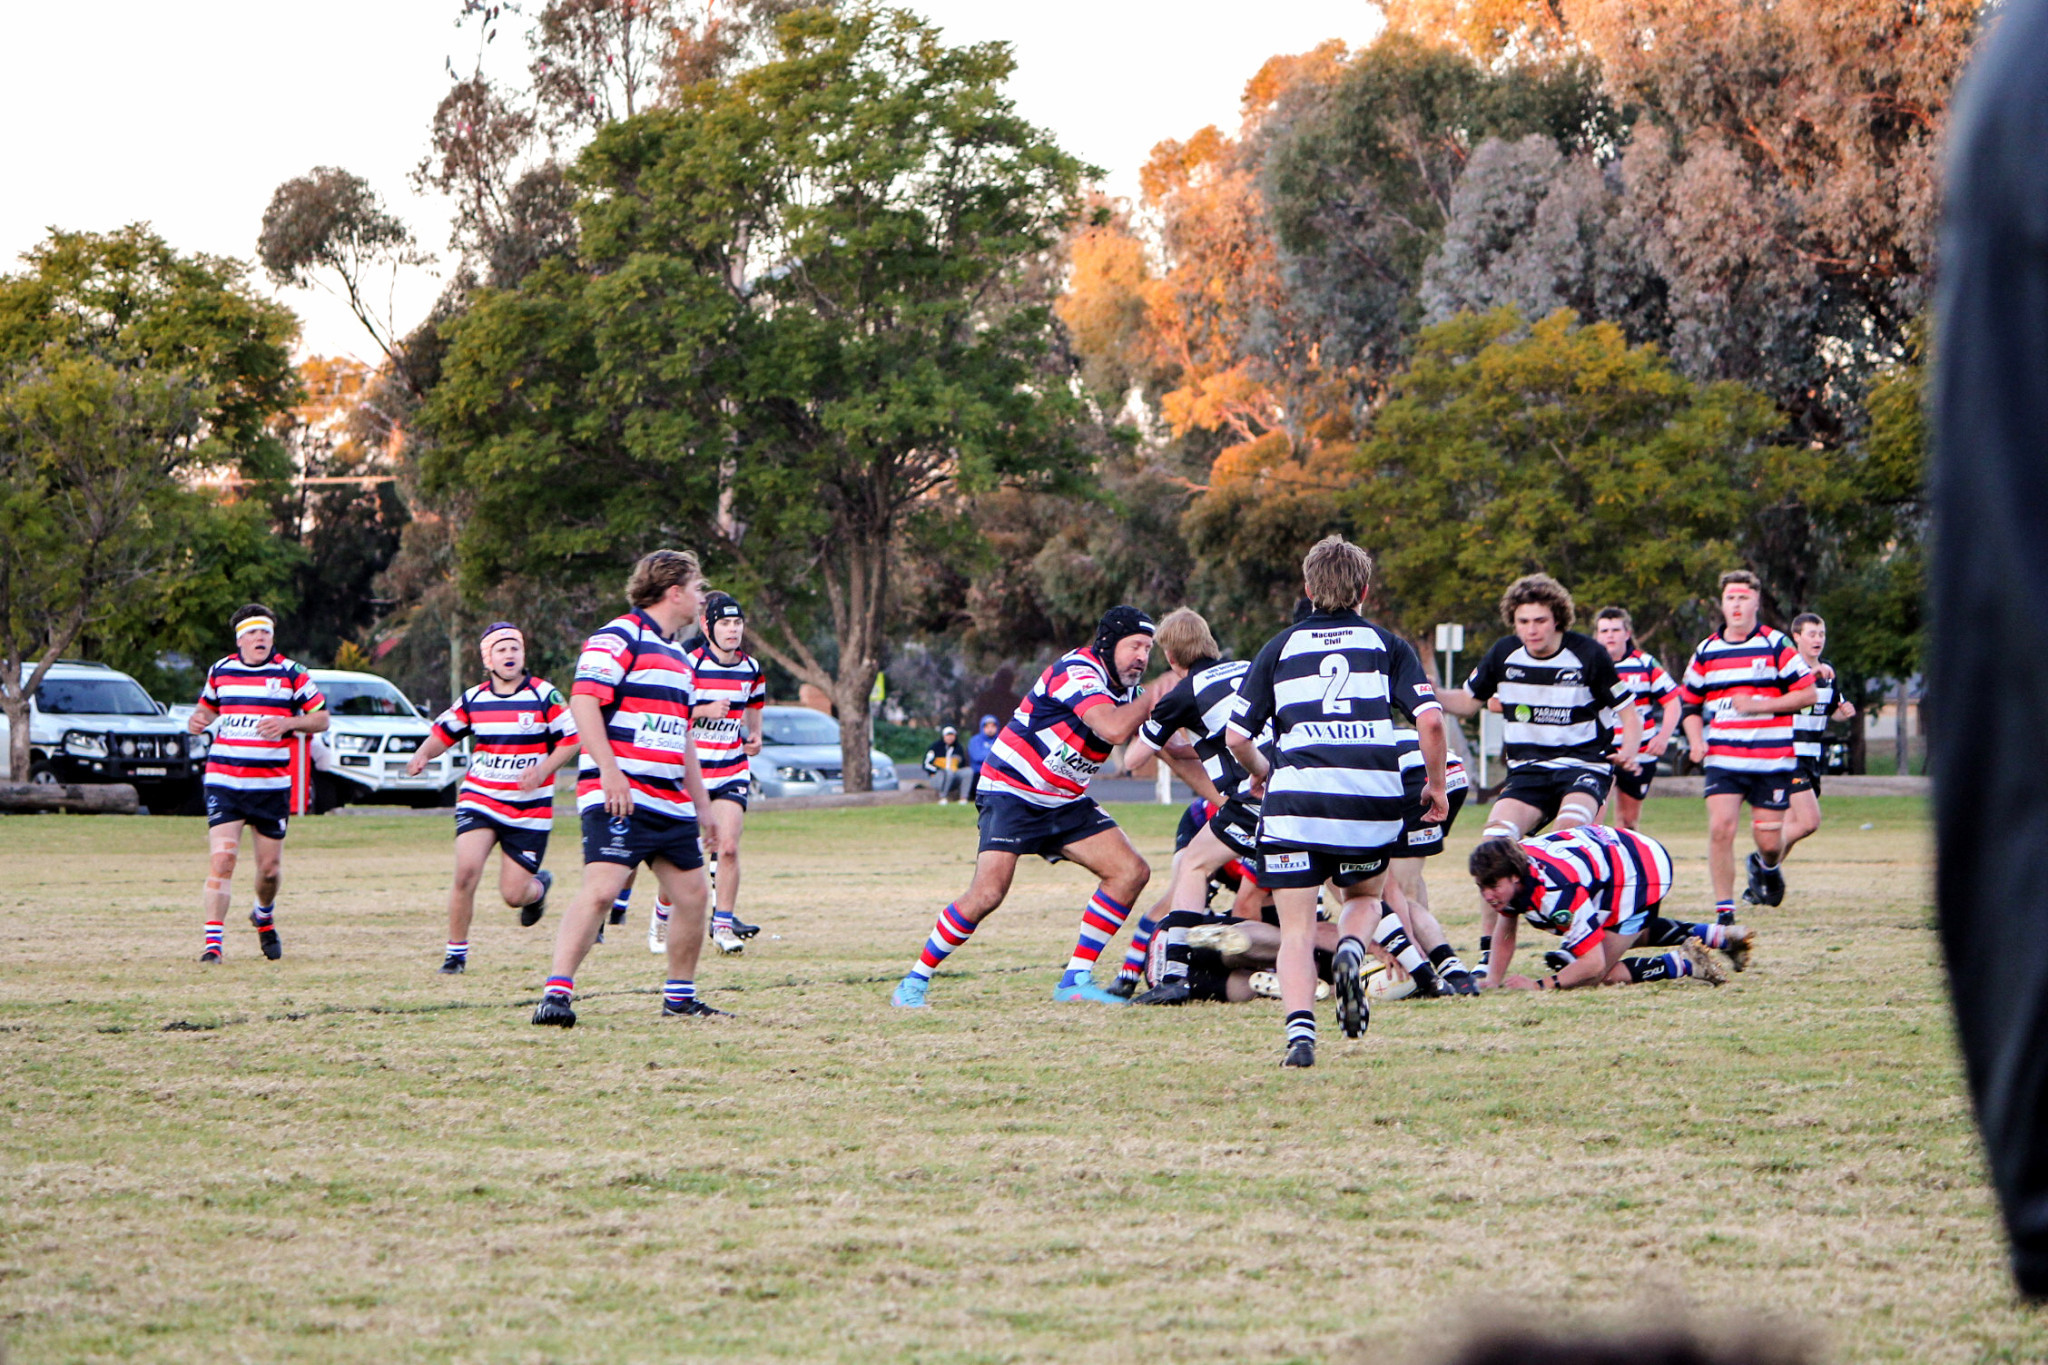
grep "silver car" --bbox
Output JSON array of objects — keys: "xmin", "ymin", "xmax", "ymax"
[{"xmin": 749, "ymin": 705, "xmax": 900, "ymax": 798}]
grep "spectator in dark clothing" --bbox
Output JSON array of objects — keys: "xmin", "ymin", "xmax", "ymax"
[
  {"xmin": 1933, "ymin": 0, "xmax": 2048, "ymax": 1300},
  {"xmin": 923, "ymin": 726, "xmax": 968, "ymax": 803},
  {"xmin": 964, "ymin": 713, "xmax": 1001, "ymax": 803}
]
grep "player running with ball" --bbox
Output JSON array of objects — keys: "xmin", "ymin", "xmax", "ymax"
[
  {"xmin": 532, "ymin": 550, "xmax": 726, "ymax": 1028},
  {"xmin": 407, "ymin": 622, "xmax": 580, "ymax": 973},
  {"xmin": 1226, "ymin": 537, "xmax": 1448, "ymax": 1068},
  {"xmin": 185, "ymin": 605, "xmax": 328, "ymax": 964}
]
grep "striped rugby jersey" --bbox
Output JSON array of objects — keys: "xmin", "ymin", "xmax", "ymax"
[
  {"xmin": 1518, "ymin": 824, "xmax": 1675, "ymax": 960},
  {"xmin": 1793, "ymin": 660, "xmax": 1836, "ymax": 760},
  {"xmin": 1465, "ymin": 631, "xmax": 1626, "ymax": 773},
  {"xmin": 197, "ymin": 654, "xmax": 326, "ymax": 792},
  {"xmin": 570, "ymin": 611, "xmax": 700, "ymax": 821},
  {"xmin": 1397, "ymin": 733, "xmax": 1469, "ymax": 793},
  {"xmin": 1138, "ymin": 658, "xmax": 1253, "ymax": 801},
  {"xmin": 979, "ymin": 646, "xmax": 1137, "ymax": 808},
  {"xmin": 430, "ymin": 677, "xmax": 574, "ymax": 830},
  {"xmin": 1613, "ymin": 647, "xmax": 1679, "ymax": 740},
  {"xmin": 1230, "ymin": 609, "xmax": 1439, "ymax": 854},
  {"xmin": 1679, "ymin": 626, "xmax": 1813, "ymax": 772},
  {"xmin": 686, "ymin": 641, "xmax": 767, "ymax": 790}
]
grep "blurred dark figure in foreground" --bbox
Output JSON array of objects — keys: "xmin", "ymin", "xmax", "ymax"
[
  {"xmin": 1434, "ymin": 1331, "xmax": 1810, "ymax": 1365},
  {"xmin": 1933, "ymin": 0, "xmax": 2048, "ymax": 1301}
]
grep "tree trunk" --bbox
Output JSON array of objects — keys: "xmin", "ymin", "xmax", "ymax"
[
  {"xmin": 4, "ymin": 690, "xmax": 29, "ymax": 782},
  {"xmin": 833, "ymin": 673, "xmax": 876, "ymax": 793},
  {"xmin": 1894, "ymin": 679, "xmax": 1910, "ymax": 777},
  {"xmin": 445, "ymin": 610, "xmax": 465, "ymax": 717},
  {"xmin": 1848, "ymin": 698, "xmax": 1867, "ymax": 775}
]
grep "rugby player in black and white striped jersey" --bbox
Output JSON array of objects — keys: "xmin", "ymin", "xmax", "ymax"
[
  {"xmin": 1227, "ymin": 536, "xmax": 1450, "ymax": 1068},
  {"xmin": 1774, "ymin": 611, "xmax": 1856, "ymax": 891},
  {"xmin": 1118, "ymin": 608, "xmax": 1260, "ymax": 1004},
  {"xmin": 1439, "ymin": 574, "xmax": 1640, "ymax": 982}
]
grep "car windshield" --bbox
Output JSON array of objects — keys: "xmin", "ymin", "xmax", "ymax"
[
  {"xmin": 761, "ymin": 710, "xmax": 841, "ymax": 747},
  {"xmin": 34, "ymin": 676, "xmax": 160, "ymax": 716},
  {"xmin": 320, "ymin": 678, "xmax": 419, "ymax": 718}
]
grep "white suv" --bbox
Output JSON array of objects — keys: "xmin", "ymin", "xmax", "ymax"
[
  {"xmin": 2, "ymin": 661, "xmax": 205, "ymax": 812},
  {"xmin": 306, "ymin": 670, "xmax": 463, "ymax": 809}
]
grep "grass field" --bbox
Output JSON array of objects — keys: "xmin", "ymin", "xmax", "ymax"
[{"xmin": 0, "ymin": 794, "xmax": 2038, "ymax": 1363}]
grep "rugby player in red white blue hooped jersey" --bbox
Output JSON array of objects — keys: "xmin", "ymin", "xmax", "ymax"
[
  {"xmin": 185, "ymin": 603, "xmax": 329, "ymax": 964},
  {"xmin": 891, "ymin": 606, "xmax": 1164, "ymax": 1011},
  {"xmin": 1593, "ymin": 606, "xmax": 1683, "ymax": 831},
  {"xmin": 531, "ymin": 549, "xmax": 727, "ymax": 1029},
  {"xmin": 1467, "ymin": 825, "xmax": 1742, "ymax": 990},
  {"xmin": 406, "ymin": 622, "xmax": 581, "ymax": 974},
  {"xmin": 679, "ymin": 592, "xmax": 767, "ymax": 956},
  {"xmin": 1679, "ymin": 570, "xmax": 1816, "ymax": 924}
]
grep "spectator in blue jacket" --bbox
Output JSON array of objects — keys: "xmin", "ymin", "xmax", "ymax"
[{"xmin": 964, "ymin": 713, "xmax": 1001, "ymax": 803}]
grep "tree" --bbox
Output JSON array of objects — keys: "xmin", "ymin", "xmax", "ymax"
[
  {"xmin": 426, "ymin": 6, "xmax": 1091, "ymax": 789},
  {"xmin": 257, "ymin": 167, "xmax": 430, "ymax": 394},
  {"xmin": 0, "ymin": 229, "xmax": 302, "ymax": 777},
  {"xmin": 1346, "ymin": 308, "xmax": 1810, "ymax": 657}
]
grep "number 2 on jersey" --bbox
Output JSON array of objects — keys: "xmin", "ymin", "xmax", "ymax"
[{"xmin": 1320, "ymin": 655, "xmax": 1354, "ymax": 715}]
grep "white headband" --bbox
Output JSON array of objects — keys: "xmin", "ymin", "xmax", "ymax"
[{"xmin": 234, "ymin": 617, "xmax": 275, "ymax": 639}]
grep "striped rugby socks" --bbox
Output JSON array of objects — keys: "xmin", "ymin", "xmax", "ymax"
[
  {"xmin": 1117, "ymin": 912, "xmax": 1160, "ymax": 982},
  {"xmin": 911, "ymin": 904, "xmax": 976, "ymax": 982},
  {"xmin": 1063, "ymin": 890, "xmax": 1132, "ymax": 980},
  {"xmin": 542, "ymin": 974, "xmax": 574, "ymax": 999},
  {"xmin": 663, "ymin": 979, "xmax": 695, "ymax": 1009},
  {"xmin": 202, "ymin": 920, "xmax": 225, "ymax": 960},
  {"xmin": 446, "ymin": 940, "xmax": 469, "ymax": 964},
  {"xmin": 1623, "ymin": 953, "xmax": 1695, "ymax": 983}
]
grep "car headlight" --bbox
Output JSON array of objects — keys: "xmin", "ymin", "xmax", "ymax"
[
  {"xmin": 332, "ymin": 733, "xmax": 381, "ymax": 754},
  {"xmin": 775, "ymin": 765, "xmax": 818, "ymax": 782},
  {"xmin": 63, "ymin": 730, "xmax": 107, "ymax": 758},
  {"xmin": 384, "ymin": 735, "xmax": 422, "ymax": 755}
]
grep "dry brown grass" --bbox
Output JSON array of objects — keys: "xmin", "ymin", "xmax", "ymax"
[{"xmin": 0, "ymin": 795, "xmax": 2037, "ymax": 1363}]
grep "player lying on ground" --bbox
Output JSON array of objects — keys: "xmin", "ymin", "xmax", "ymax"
[
  {"xmin": 1228, "ymin": 535, "xmax": 1450, "ymax": 1068},
  {"xmin": 1439, "ymin": 573, "xmax": 1640, "ymax": 977},
  {"xmin": 1773, "ymin": 611, "xmax": 1856, "ymax": 894},
  {"xmin": 186, "ymin": 603, "xmax": 329, "ymax": 964},
  {"xmin": 1679, "ymin": 571, "xmax": 1816, "ymax": 922},
  {"xmin": 407, "ymin": 622, "xmax": 579, "ymax": 973},
  {"xmin": 891, "ymin": 606, "xmax": 1162, "ymax": 1008},
  {"xmin": 1469, "ymin": 824, "xmax": 1752, "ymax": 990},
  {"xmin": 532, "ymin": 549, "xmax": 727, "ymax": 1028},
  {"xmin": 1593, "ymin": 606, "xmax": 1681, "ymax": 832}
]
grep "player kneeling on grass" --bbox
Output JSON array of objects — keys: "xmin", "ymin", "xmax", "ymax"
[
  {"xmin": 532, "ymin": 550, "xmax": 727, "ymax": 1028},
  {"xmin": 186, "ymin": 604, "xmax": 329, "ymax": 964},
  {"xmin": 891, "ymin": 606, "xmax": 1162, "ymax": 1009},
  {"xmin": 1227, "ymin": 536, "xmax": 1450, "ymax": 1068},
  {"xmin": 407, "ymin": 622, "xmax": 580, "ymax": 974},
  {"xmin": 1469, "ymin": 825, "xmax": 1752, "ymax": 991}
]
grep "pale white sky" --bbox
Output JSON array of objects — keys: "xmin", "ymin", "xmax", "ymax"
[{"xmin": 0, "ymin": 2, "xmax": 1380, "ymax": 364}]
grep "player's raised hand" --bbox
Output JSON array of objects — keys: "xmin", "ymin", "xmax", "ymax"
[{"xmin": 406, "ymin": 751, "xmax": 429, "ymax": 778}]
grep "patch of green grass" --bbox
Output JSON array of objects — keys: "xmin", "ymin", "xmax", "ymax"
[{"xmin": 0, "ymin": 793, "xmax": 2034, "ymax": 1363}]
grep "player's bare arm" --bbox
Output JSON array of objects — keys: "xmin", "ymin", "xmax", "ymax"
[
  {"xmin": 570, "ymin": 692, "xmax": 633, "ymax": 817},
  {"xmin": 1643, "ymin": 693, "xmax": 1682, "ymax": 759},
  {"xmin": 1415, "ymin": 708, "xmax": 1450, "ymax": 823},
  {"xmin": 1079, "ymin": 675, "xmax": 1162, "ymax": 747},
  {"xmin": 1437, "ymin": 688, "xmax": 1480, "ymax": 718},
  {"xmin": 1610, "ymin": 704, "xmax": 1642, "ymax": 771},
  {"xmin": 1732, "ymin": 685, "xmax": 1818, "ymax": 716},
  {"xmin": 515, "ymin": 738, "xmax": 581, "ymax": 792}
]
